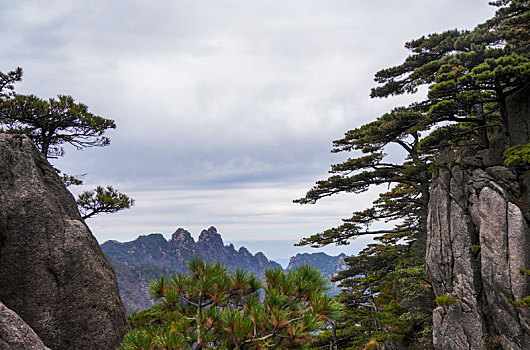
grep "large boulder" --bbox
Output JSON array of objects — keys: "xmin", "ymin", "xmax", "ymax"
[
  {"xmin": 0, "ymin": 134, "xmax": 129, "ymax": 350},
  {"xmin": 0, "ymin": 301, "xmax": 50, "ymax": 350}
]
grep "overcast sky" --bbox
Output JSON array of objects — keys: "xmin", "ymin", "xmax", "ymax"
[{"xmin": 0, "ymin": 0, "xmax": 495, "ymax": 262}]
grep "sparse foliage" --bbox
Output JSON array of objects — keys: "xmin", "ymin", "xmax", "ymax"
[
  {"xmin": 0, "ymin": 93, "xmax": 115, "ymax": 158},
  {"xmin": 0, "ymin": 67, "xmax": 22, "ymax": 99},
  {"xmin": 0, "ymin": 68, "xmax": 133, "ymax": 219},
  {"xmin": 77, "ymin": 186, "xmax": 134, "ymax": 220}
]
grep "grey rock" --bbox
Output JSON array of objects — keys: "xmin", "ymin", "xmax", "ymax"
[
  {"xmin": 0, "ymin": 301, "xmax": 50, "ymax": 350},
  {"xmin": 454, "ymin": 147, "xmax": 474, "ymax": 163},
  {"xmin": 427, "ymin": 160, "xmax": 530, "ymax": 349},
  {"xmin": 0, "ymin": 134, "xmax": 129, "ymax": 350},
  {"xmin": 171, "ymin": 228, "xmax": 194, "ymax": 244},
  {"xmin": 460, "ymin": 156, "xmax": 483, "ymax": 167},
  {"xmin": 427, "ymin": 178, "xmax": 485, "ymax": 349},
  {"xmin": 486, "ymin": 165, "xmax": 517, "ymax": 182},
  {"xmin": 523, "ymin": 172, "xmax": 530, "ymax": 220},
  {"xmin": 507, "ymin": 83, "xmax": 530, "ymax": 146},
  {"xmin": 486, "ymin": 166, "xmax": 520, "ymax": 195},
  {"xmin": 437, "ymin": 145, "xmax": 454, "ymax": 164},
  {"xmin": 432, "ymin": 304, "xmax": 484, "ymax": 350},
  {"xmin": 198, "ymin": 226, "xmax": 224, "ymax": 247},
  {"xmin": 479, "ymin": 148, "xmax": 505, "ymax": 167},
  {"xmin": 428, "ymin": 83, "xmax": 530, "ymax": 349},
  {"xmin": 238, "ymin": 246, "xmax": 252, "ymax": 256}
]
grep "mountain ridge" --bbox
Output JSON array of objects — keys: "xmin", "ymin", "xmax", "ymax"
[{"xmin": 102, "ymin": 226, "xmax": 346, "ymax": 313}]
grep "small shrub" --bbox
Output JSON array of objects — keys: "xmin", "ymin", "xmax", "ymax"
[
  {"xmin": 485, "ymin": 334, "xmax": 503, "ymax": 350},
  {"xmin": 428, "ymin": 163, "xmax": 445, "ymax": 178},
  {"xmin": 363, "ymin": 338, "xmax": 384, "ymax": 350},
  {"xmin": 504, "ymin": 144, "xmax": 530, "ymax": 167},
  {"xmin": 508, "ymin": 295, "xmax": 530, "ymax": 307},
  {"xmin": 519, "ymin": 268, "xmax": 530, "ymax": 276},
  {"xmin": 435, "ymin": 294, "xmax": 459, "ymax": 306}
]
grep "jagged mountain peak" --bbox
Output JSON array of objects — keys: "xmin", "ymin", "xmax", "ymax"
[
  {"xmin": 170, "ymin": 228, "xmax": 194, "ymax": 244},
  {"xmin": 198, "ymin": 226, "xmax": 223, "ymax": 246},
  {"xmin": 137, "ymin": 233, "xmax": 166, "ymax": 243},
  {"xmin": 238, "ymin": 246, "xmax": 251, "ymax": 255},
  {"xmin": 254, "ymin": 252, "xmax": 268, "ymax": 261}
]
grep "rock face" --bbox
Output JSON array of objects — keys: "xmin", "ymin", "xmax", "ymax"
[
  {"xmin": 507, "ymin": 83, "xmax": 530, "ymax": 147},
  {"xmin": 0, "ymin": 301, "xmax": 50, "ymax": 350},
  {"xmin": 0, "ymin": 134, "xmax": 129, "ymax": 350},
  {"xmin": 427, "ymin": 150, "xmax": 530, "ymax": 349}
]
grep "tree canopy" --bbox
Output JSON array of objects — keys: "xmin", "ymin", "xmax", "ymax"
[
  {"xmin": 297, "ymin": 0, "xmax": 530, "ymax": 248},
  {"xmin": 297, "ymin": 1, "xmax": 529, "ymax": 348},
  {"xmin": 120, "ymin": 259, "xmax": 342, "ymax": 349},
  {"xmin": 77, "ymin": 186, "xmax": 134, "ymax": 220},
  {"xmin": 0, "ymin": 68, "xmax": 133, "ymax": 219},
  {"xmin": 0, "ymin": 92, "xmax": 115, "ymax": 158},
  {"xmin": 0, "ymin": 67, "xmax": 22, "ymax": 99}
]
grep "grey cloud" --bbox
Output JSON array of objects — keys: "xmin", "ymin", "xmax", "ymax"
[{"xmin": 1, "ymin": 0, "xmax": 496, "ymax": 259}]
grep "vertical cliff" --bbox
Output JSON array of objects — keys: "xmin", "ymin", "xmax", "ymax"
[
  {"xmin": 427, "ymin": 87, "xmax": 530, "ymax": 349},
  {"xmin": 0, "ymin": 134, "xmax": 129, "ymax": 349}
]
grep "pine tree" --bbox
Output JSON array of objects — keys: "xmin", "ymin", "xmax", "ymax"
[
  {"xmin": 120, "ymin": 259, "xmax": 342, "ymax": 349},
  {"xmin": 0, "ymin": 68, "xmax": 133, "ymax": 219},
  {"xmin": 0, "ymin": 93, "xmax": 115, "ymax": 158},
  {"xmin": 299, "ymin": 1, "xmax": 530, "ymax": 348}
]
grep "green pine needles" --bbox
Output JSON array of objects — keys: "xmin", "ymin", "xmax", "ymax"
[
  {"xmin": 119, "ymin": 259, "xmax": 342, "ymax": 350},
  {"xmin": 504, "ymin": 143, "xmax": 530, "ymax": 167},
  {"xmin": 435, "ymin": 295, "xmax": 460, "ymax": 306},
  {"xmin": 297, "ymin": 1, "xmax": 530, "ymax": 348}
]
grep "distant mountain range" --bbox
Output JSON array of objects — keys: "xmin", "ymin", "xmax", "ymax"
[{"xmin": 101, "ymin": 226, "xmax": 346, "ymax": 313}]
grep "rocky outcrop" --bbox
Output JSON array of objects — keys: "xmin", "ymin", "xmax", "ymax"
[
  {"xmin": 0, "ymin": 134, "xmax": 129, "ymax": 350},
  {"xmin": 427, "ymin": 150, "xmax": 530, "ymax": 349},
  {"xmin": 0, "ymin": 301, "xmax": 50, "ymax": 350},
  {"xmin": 107, "ymin": 257, "xmax": 177, "ymax": 314}
]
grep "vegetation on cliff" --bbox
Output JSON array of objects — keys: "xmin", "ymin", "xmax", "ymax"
[
  {"xmin": 0, "ymin": 69, "xmax": 134, "ymax": 218},
  {"xmin": 103, "ymin": 228, "xmax": 348, "ymax": 314},
  {"xmin": 298, "ymin": 1, "xmax": 530, "ymax": 348}
]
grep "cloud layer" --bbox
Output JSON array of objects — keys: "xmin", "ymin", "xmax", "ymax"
[{"xmin": 0, "ymin": 0, "xmax": 495, "ymax": 258}]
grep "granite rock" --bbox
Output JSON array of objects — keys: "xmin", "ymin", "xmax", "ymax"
[
  {"xmin": 427, "ymin": 162, "xmax": 530, "ymax": 349},
  {"xmin": 0, "ymin": 301, "xmax": 50, "ymax": 350},
  {"xmin": 0, "ymin": 134, "xmax": 129, "ymax": 350}
]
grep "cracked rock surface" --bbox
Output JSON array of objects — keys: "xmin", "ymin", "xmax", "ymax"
[{"xmin": 427, "ymin": 161, "xmax": 530, "ymax": 350}]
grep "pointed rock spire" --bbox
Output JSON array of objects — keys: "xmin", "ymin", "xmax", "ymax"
[
  {"xmin": 170, "ymin": 228, "xmax": 195, "ymax": 245},
  {"xmin": 198, "ymin": 226, "xmax": 224, "ymax": 247}
]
